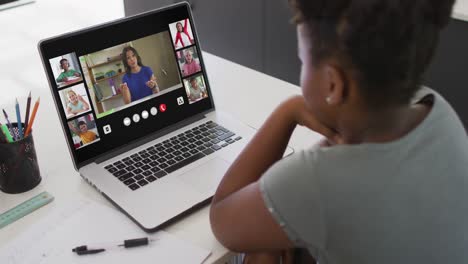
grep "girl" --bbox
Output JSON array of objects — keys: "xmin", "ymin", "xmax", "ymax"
[
  {"xmin": 182, "ymin": 49, "xmax": 201, "ymax": 77},
  {"xmin": 210, "ymin": 0, "xmax": 468, "ymax": 263},
  {"xmin": 66, "ymin": 90, "xmax": 90, "ymax": 116},
  {"xmin": 174, "ymin": 18, "xmax": 194, "ymax": 49}
]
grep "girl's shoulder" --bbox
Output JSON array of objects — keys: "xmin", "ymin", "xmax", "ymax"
[{"xmin": 142, "ymin": 66, "xmax": 153, "ymax": 74}]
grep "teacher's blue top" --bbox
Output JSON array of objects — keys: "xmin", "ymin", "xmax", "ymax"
[{"xmin": 122, "ymin": 66, "xmax": 154, "ymax": 102}]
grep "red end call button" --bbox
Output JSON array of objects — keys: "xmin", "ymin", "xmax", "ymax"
[{"xmin": 159, "ymin": 104, "xmax": 167, "ymax": 112}]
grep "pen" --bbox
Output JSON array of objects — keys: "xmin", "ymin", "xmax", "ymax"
[
  {"xmin": 24, "ymin": 91, "xmax": 32, "ymax": 133},
  {"xmin": 15, "ymin": 99, "xmax": 23, "ymax": 139},
  {"xmin": 72, "ymin": 246, "xmax": 106, "ymax": 255},
  {"xmin": 119, "ymin": 237, "xmax": 152, "ymax": 248},
  {"xmin": 72, "ymin": 237, "xmax": 153, "ymax": 256},
  {"xmin": 2, "ymin": 109, "xmax": 17, "ymax": 141},
  {"xmin": 25, "ymin": 97, "xmax": 40, "ymax": 137}
]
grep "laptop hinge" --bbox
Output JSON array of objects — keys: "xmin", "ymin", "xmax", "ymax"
[{"xmin": 93, "ymin": 112, "xmax": 209, "ymax": 165}]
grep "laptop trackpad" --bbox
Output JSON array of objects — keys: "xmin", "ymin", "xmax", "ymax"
[{"xmin": 177, "ymin": 157, "xmax": 230, "ymax": 197}]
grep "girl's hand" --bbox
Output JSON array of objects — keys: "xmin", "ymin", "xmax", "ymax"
[
  {"xmin": 121, "ymin": 83, "xmax": 130, "ymax": 97},
  {"xmin": 146, "ymin": 80, "xmax": 156, "ymax": 89},
  {"xmin": 120, "ymin": 82, "xmax": 129, "ymax": 91},
  {"xmin": 286, "ymin": 95, "xmax": 341, "ymax": 143},
  {"xmin": 121, "ymin": 83, "xmax": 131, "ymax": 104},
  {"xmin": 74, "ymin": 72, "xmax": 80, "ymax": 77}
]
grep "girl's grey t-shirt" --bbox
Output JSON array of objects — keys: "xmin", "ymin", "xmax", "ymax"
[{"xmin": 260, "ymin": 88, "xmax": 468, "ymax": 264}]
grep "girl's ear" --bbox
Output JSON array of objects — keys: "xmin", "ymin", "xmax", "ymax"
[{"xmin": 323, "ymin": 65, "xmax": 347, "ymax": 106}]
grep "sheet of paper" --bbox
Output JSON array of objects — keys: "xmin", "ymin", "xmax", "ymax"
[{"xmin": 0, "ymin": 199, "xmax": 211, "ymax": 264}]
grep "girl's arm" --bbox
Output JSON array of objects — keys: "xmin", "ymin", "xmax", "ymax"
[
  {"xmin": 68, "ymin": 106, "xmax": 82, "ymax": 115},
  {"xmin": 174, "ymin": 34, "xmax": 181, "ymax": 47},
  {"xmin": 210, "ymin": 96, "xmax": 337, "ymax": 252},
  {"xmin": 183, "ymin": 18, "xmax": 193, "ymax": 42},
  {"xmin": 121, "ymin": 83, "xmax": 131, "ymax": 104},
  {"xmin": 79, "ymin": 95, "xmax": 90, "ymax": 110},
  {"xmin": 68, "ymin": 123, "xmax": 80, "ymax": 135},
  {"xmin": 66, "ymin": 105, "xmax": 73, "ymax": 115},
  {"xmin": 56, "ymin": 73, "xmax": 65, "ymax": 82},
  {"xmin": 148, "ymin": 74, "xmax": 159, "ymax": 93}
]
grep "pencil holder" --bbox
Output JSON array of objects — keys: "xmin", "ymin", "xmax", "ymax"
[{"xmin": 0, "ymin": 123, "xmax": 41, "ymax": 194}]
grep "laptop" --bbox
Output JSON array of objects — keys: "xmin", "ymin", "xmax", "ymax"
[
  {"xmin": 38, "ymin": 2, "xmax": 293, "ymax": 232},
  {"xmin": 0, "ymin": 0, "xmax": 34, "ymax": 11}
]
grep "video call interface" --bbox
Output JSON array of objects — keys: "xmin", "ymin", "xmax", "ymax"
[{"xmin": 48, "ymin": 17, "xmax": 210, "ymax": 155}]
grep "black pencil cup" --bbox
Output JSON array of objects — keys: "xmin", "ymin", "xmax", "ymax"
[{"xmin": 0, "ymin": 123, "xmax": 41, "ymax": 194}]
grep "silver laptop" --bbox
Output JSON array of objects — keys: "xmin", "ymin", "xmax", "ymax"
[{"xmin": 38, "ymin": 2, "xmax": 292, "ymax": 232}]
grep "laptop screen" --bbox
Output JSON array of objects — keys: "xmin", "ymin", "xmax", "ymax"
[{"xmin": 39, "ymin": 3, "xmax": 214, "ymax": 166}]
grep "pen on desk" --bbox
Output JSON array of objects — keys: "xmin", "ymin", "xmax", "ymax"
[
  {"xmin": 72, "ymin": 237, "xmax": 154, "ymax": 256},
  {"xmin": 72, "ymin": 246, "xmax": 106, "ymax": 255},
  {"xmin": 15, "ymin": 99, "xmax": 23, "ymax": 139},
  {"xmin": 119, "ymin": 237, "xmax": 152, "ymax": 248},
  {"xmin": 2, "ymin": 109, "xmax": 17, "ymax": 141},
  {"xmin": 25, "ymin": 97, "xmax": 40, "ymax": 137},
  {"xmin": 24, "ymin": 91, "xmax": 32, "ymax": 132}
]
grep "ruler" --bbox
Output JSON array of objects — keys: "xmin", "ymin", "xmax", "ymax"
[{"xmin": 0, "ymin": 191, "xmax": 54, "ymax": 229}]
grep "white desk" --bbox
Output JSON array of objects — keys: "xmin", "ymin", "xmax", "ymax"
[
  {"xmin": 454, "ymin": 0, "xmax": 468, "ymax": 22},
  {"xmin": 0, "ymin": 0, "xmax": 323, "ymax": 263}
]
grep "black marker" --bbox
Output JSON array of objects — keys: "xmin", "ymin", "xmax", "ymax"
[
  {"xmin": 75, "ymin": 248, "xmax": 106, "ymax": 255},
  {"xmin": 72, "ymin": 237, "xmax": 154, "ymax": 256},
  {"xmin": 119, "ymin": 237, "xmax": 150, "ymax": 248}
]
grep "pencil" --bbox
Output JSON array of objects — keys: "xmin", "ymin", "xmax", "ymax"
[
  {"xmin": 3, "ymin": 109, "xmax": 17, "ymax": 141},
  {"xmin": 15, "ymin": 98, "xmax": 23, "ymax": 139},
  {"xmin": 25, "ymin": 97, "xmax": 40, "ymax": 137},
  {"xmin": 0, "ymin": 122, "xmax": 6, "ymax": 143},
  {"xmin": 1, "ymin": 124, "xmax": 14, "ymax": 143},
  {"xmin": 24, "ymin": 91, "xmax": 32, "ymax": 132}
]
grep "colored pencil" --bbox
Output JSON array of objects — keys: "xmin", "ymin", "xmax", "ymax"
[
  {"xmin": 1, "ymin": 124, "xmax": 13, "ymax": 143},
  {"xmin": 0, "ymin": 122, "xmax": 6, "ymax": 143},
  {"xmin": 2, "ymin": 109, "xmax": 17, "ymax": 141},
  {"xmin": 25, "ymin": 97, "xmax": 40, "ymax": 137},
  {"xmin": 24, "ymin": 91, "xmax": 32, "ymax": 132},
  {"xmin": 15, "ymin": 98, "xmax": 23, "ymax": 139}
]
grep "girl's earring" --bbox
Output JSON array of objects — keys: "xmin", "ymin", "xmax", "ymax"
[{"xmin": 326, "ymin": 97, "xmax": 332, "ymax": 104}]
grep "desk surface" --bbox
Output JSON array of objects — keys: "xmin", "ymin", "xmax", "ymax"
[
  {"xmin": 454, "ymin": 0, "xmax": 468, "ymax": 22},
  {"xmin": 0, "ymin": 0, "xmax": 323, "ymax": 263}
]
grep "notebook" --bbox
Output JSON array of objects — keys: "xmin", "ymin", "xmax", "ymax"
[{"xmin": 0, "ymin": 198, "xmax": 211, "ymax": 264}]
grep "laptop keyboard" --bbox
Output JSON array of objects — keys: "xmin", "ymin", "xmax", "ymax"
[{"xmin": 103, "ymin": 121, "xmax": 242, "ymax": 191}]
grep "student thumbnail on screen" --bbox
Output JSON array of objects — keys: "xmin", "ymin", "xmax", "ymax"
[
  {"xmin": 59, "ymin": 83, "xmax": 91, "ymax": 119},
  {"xmin": 68, "ymin": 114, "xmax": 100, "ymax": 149},
  {"xmin": 169, "ymin": 18, "xmax": 195, "ymax": 50},
  {"xmin": 80, "ymin": 31, "xmax": 182, "ymax": 118},
  {"xmin": 49, "ymin": 53, "xmax": 83, "ymax": 89},
  {"xmin": 177, "ymin": 46, "xmax": 201, "ymax": 78},
  {"xmin": 183, "ymin": 74, "xmax": 208, "ymax": 104}
]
